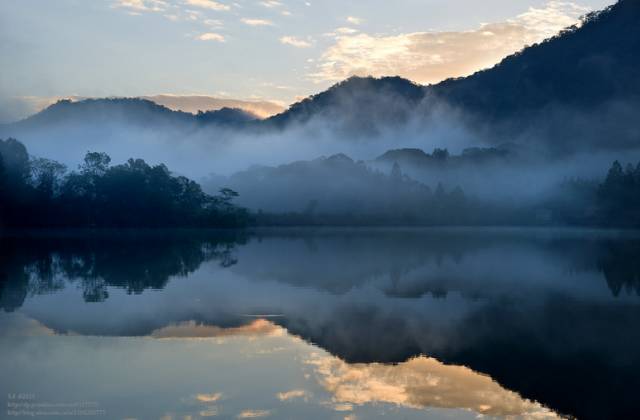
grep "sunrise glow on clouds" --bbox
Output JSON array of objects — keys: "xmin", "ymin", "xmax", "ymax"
[
  {"xmin": 311, "ymin": 1, "xmax": 592, "ymax": 84},
  {"xmin": 0, "ymin": 0, "xmax": 614, "ymax": 121},
  {"xmin": 109, "ymin": 0, "xmax": 594, "ymax": 85}
]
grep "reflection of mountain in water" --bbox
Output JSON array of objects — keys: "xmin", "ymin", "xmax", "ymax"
[{"xmin": 2, "ymin": 228, "xmax": 640, "ymax": 420}]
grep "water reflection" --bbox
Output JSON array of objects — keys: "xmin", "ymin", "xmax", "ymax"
[
  {"xmin": 0, "ymin": 313, "xmax": 556, "ymax": 419},
  {"xmin": 0, "ymin": 230, "xmax": 244, "ymax": 310},
  {"xmin": 1, "ymin": 228, "xmax": 640, "ymax": 419}
]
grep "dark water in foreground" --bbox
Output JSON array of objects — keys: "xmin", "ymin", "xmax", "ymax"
[{"xmin": 1, "ymin": 227, "xmax": 640, "ymax": 420}]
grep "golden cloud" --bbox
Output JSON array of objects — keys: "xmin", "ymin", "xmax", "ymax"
[
  {"xmin": 311, "ymin": 1, "xmax": 590, "ymax": 84},
  {"xmin": 280, "ymin": 36, "xmax": 312, "ymax": 48},
  {"xmin": 150, "ymin": 319, "xmax": 285, "ymax": 339},
  {"xmin": 241, "ymin": 18, "xmax": 274, "ymax": 26},
  {"xmin": 197, "ymin": 32, "xmax": 226, "ymax": 42},
  {"xmin": 195, "ymin": 392, "xmax": 223, "ymax": 403},
  {"xmin": 307, "ymin": 354, "xmax": 560, "ymax": 418},
  {"xmin": 237, "ymin": 409, "xmax": 271, "ymax": 418},
  {"xmin": 185, "ymin": 0, "xmax": 230, "ymax": 11},
  {"xmin": 276, "ymin": 389, "xmax": 308, "ymax": 401}
]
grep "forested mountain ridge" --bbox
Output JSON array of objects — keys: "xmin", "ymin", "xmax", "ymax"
[
  {"xmin": 432, "ymin": 0, "xmax": 640, "ymax": 120},
  {"xmin": 3, "ymin": 98, "xmax": 257, "ymax": 131},
  {"xmin": 1, "ymin": 0, "xmax": 638, "ymax": 155}
]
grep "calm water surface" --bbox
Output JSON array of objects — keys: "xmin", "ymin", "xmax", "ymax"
[{"xmin": 1, "ymin": 227, "xmax": 639, "ymax": 420}]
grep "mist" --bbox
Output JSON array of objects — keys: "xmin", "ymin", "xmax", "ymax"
[
  {"xmin": 2, "ymin": 91, "xmax": 639, "ymax": 223},
  {"xmin": 3, "ymin": 57, "xmax": 640, "ymax": 229}
]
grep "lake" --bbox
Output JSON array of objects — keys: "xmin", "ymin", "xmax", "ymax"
[{"xmin": 1, "ymin": 227, "xmax": 639, "ymax": 419}]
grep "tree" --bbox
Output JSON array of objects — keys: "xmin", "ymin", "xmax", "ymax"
[
  {"xmin": 0, "ymin": 138, "xmax": 30, "ymax": 184},
  {"xmin": 30, "ymin": 158, "xmax": 67, "ymax": 198},
  {"xmin": 432, "ymin": 148, "xmax": 449, "ymax": 161},
  {"xmin": 604, "ymin": 160, "xmax": 624, "ymax": 186},
  {"xmin": 217, "ymin": 188, "xmax": 240, "ymax": 206},
  {"xmin": 598, "ymin": 160, "xmax": 640, "ymax": 227},
  {"xmin": 435, "ymin": 182, "xmax": 446, "ymax": 199},
  {"xmin": 390, "ymin": 162, "xmax": 402, "ymax": 181},
  {"xmin": 0, "ymin": 154, "xmax": 5, "ymax": 198},
  {"xmin": 80, "ymin": 152, "xmax": 111, "ymax": 176}
]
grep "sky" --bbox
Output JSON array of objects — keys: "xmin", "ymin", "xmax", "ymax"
[{"xmin": 0, "ymin": 0, "xmax": 615, "ymax": 122}]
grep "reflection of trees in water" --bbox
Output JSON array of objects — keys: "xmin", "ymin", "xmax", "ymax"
[
  {"xmin": 0, "ymin": 231, "xmax": 245, "ymax": 311},
  {"xmin": 598, "ymin": 240, "xmax": 640, "ymax": 297},
  {"xmin": 381, "ymin": 236, "xmax": 640, "ymax": 300},
  {"xmin": 5, "ymin": 231, "xmax": 640, "ymax": 312}
]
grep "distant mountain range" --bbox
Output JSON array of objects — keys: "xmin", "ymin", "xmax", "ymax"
[
  {"xmin": 141, "ymin": 95, "xmax": 285, "ymax": 119},
  {"xmin": 8, "ymin": 97, "xmax": 257, "ymax": 129},
  {"xmin": 1, "ymin": 0, "xmax": 638, "ymax": 155},
  {"xmin": 203, "ymin": 145, "xmax": 522, "ymax": 213}
]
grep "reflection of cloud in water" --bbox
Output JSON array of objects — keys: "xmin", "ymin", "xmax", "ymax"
[
  {"xmin": 237, "ymin": 409, "xmax": 271, "ymax": 418},
  {"xmin": 148, "ymin": 319, "xmax": 559, "ymax": 418},
  {"xmin": 200, "ymin": 406, "xmax": 219, "ymax": 416},
  {"xmin": 307, "ymin": 354, "xmax": 560, "ymax": 418},
  {"xmin": 195, "ymin": 392, "xmax": 222, "ymax": 403},
  {"xmin": 276, "ymin": 389, "xmax": 309, "ymax": 401},
  {"xmin": 0, "ymin": 313, "xmax": 55, "ymax": 337},
  {"xmin": 1, "ymin": 313, "xmax": 565, "ymax": 419},
  {"xmin": 150, "ymin": 319, "xmax": 285, "ymax": 339}
]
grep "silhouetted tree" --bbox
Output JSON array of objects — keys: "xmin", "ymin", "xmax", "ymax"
[
  {"xmin": 597, "ymin": 160, "xmax": 640, "ymax": 226},
  {"xmin": 0, "ymin": 138, "xmax": 249, "ymax": 228},
  {"xmin": 432, "ymin": 148, "xmax": 449, "ymax": 161},
  {"xmin": 390, "ymin": 162, "xmax": 402, "ymax": 180}
]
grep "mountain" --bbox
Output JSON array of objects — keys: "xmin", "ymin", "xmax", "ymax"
[
  {"xmin": 6, "ymin": 98, "xmax": 256, "ymax": 130},
  {"xmin": 432, "ymin": 0, "xmax": 640, "ymax": 120},
  {"xmin": 276, "ymin": 0, "xmax": 638, "ymax": 149},
  {"xmin": 2, "ymin": 0, "xmax": 638, "ymax": 155},
  {"xmin": 262, "ymin": 0, "xmax": 640, "ymax": 150},
  {"xmin": 142, "ymin": 95, "xmax": 285, "ymax": 119},
  {"xmin": 376, "ymin": 146, "xmax": 512, "ymax": 168},
  {"xmin": 10, "ymin": 98, "xmax": 193, "ymax": 129},
  {"xmin": 204, "ymin": 153, "xmax": 436, "ymax": 215},
  {"xmin": 266, "ymin": 76, "xmax": 425, "ymax": 134}
]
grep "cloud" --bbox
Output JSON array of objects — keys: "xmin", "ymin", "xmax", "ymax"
[
  {"xmin": 200, "ymin": 407, "xmax": 219, "ymax": 417},
  {"xmin": 276, "ymin": 389, "xmax": 308, "ymax": 401},
  {"xmin": 325, "ymin": 27, "xmax": 358, "ymax": 36},
  {"xmin": 204, "ymin": 18, "xmax": 224, "ymax": 27},
  {"xmin": 113, "ymin": 0, "xmax": 168, "ymax": 12},
  {"xmin": 237, "ymin": 410, "xmax": 271, "ymax": 418},
  {"xmin": 332, "ymin": 403, "xmax": 353, "ymax": 412},
  {"xmin": 144, "ymin": 94, "xmax": 286, "ymax": 117},
  {"xmin": 197, "ymin": 32, "xmax": 226, "ymax": 42},
  {"xmin": 307, "ymin": 355, "xmax": 560, "ymax": 418},
  {"xmin": 241, "ymin": 18, "xmax": 274, "ymax": 26},
  {"xmin": 311, "ymin": 1, "xmax": 590, "ymax": 84},
  {"xmin": 280, "ymin": 36, "xmax": 312, "ymax": 48},
  {"xmin": 151, "ymin": 319, "xmax": 285, "ymax": 338},
  {"xmin": 346, "ymin": 16, "xmax": 362, "ymax": 25},
  {"xmin": 260, "ymin": 0, "xmax": 282, "ymax": 7},
  {"xmin": 184, "ymin": 0, "xmax": 230, "ymax": 11},
  {"xmin": 195, "ymin": 393, "xmax": 223, "ymax": 402}
]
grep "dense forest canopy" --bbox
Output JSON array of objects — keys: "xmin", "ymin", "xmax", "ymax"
[{"xmin": 0, "ymin": 138, "xmax": 248, "ymax": 228}]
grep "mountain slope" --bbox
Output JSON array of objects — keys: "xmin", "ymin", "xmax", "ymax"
[
  {"xmin": 266, "ymin": 76, "xmax": 425, "ymax": 134},
  {"xmin": 8, "ymin": 98, "xmax": 257, "ymax": 129},
  {"xmin": 431, "ymin": 0, "xmax": 640, "ymax": 120},
  {"xmin": 261, "ymin": 0, "xmax": 640, "ymax": 149}
]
